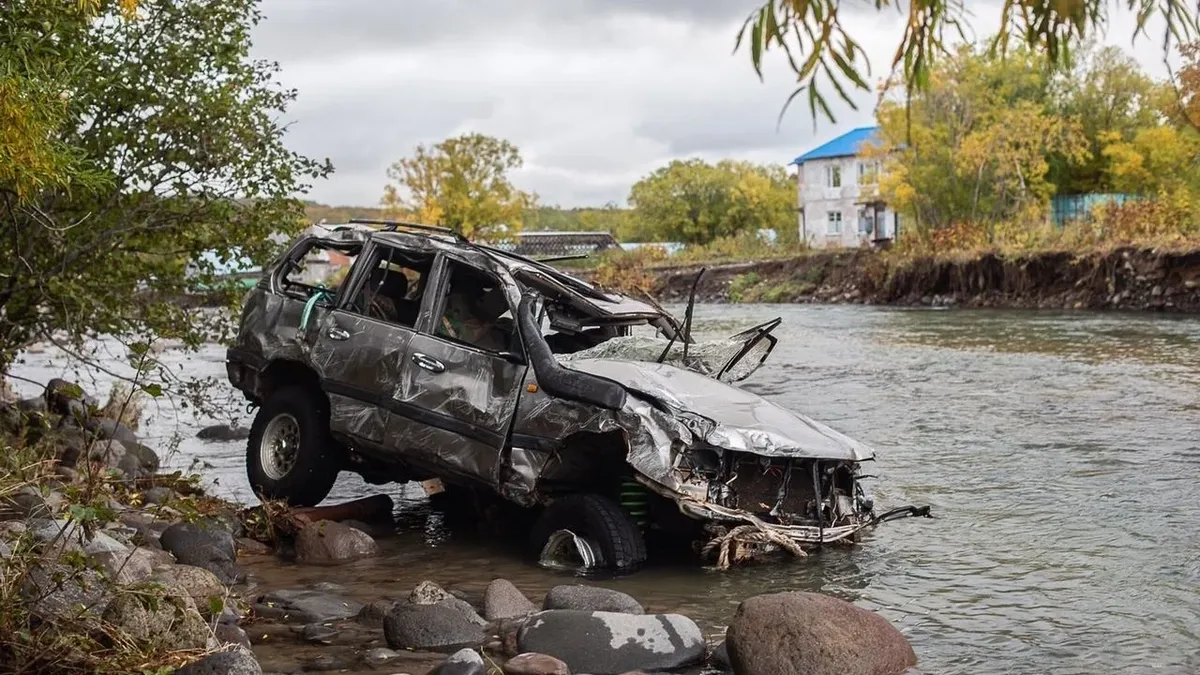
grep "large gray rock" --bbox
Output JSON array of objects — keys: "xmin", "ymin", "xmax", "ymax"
[
  {"xmin": 44, "ymin": 378, "xmax": 95, "ymax": 418},
  {"xmin": 85, "ymin": 417, "xmax": 139, "ymax": 444},
  {"xmin": 124, "ymin": 442, "xmax": 160, "ymax": 474},
  {"xmin": 383, "ymin": 600, "xmax": 488, "ymax": 652},
  {"xmin": 102, "ymin": 582, "xmax": 212, "ymax": 650},
  {"xmin": 153, "ymin": 564, "xmax": 227, "ymax": 608},
  {"xmin": 159, "ymin": 520, "xmax": 242, "ymax": 584},
  {"xmin": 484, "ymin": 579, "xmax": 537, "ymax": 621},
  {"xmin": 255, "ymin": 588, "xmax": 363, "ymax": 624},
  {"xmin": 543, "ymin": 585, "xmax": 644, "ymax": 614},
  {"xmin": 517, "ymin": 610, "xmax": 704, "ymax": 675},
  {"xmin": 725, "ymin": 592, "xmax": 917, "ymax": 675},
  {"xmin": 410, "ymin": 580, "xmax": 487, "ymax": 626},
  {"xmin": 29, "ymin": 517, "xmax": 128, "ymax": 557},
  {"xmin": 21, "ymin": 564, "xmax": 109, "ymax": 621},
  {"xmin": 294, "ymin": 521, "xmax": 378, "ymax": 565},
  {"xmin": 5, "ymin": 486, "xmax": 64, "ymax": 519},
  {"xmin": 428, "ymin": 648, "xmax": 486, "ymax": 675},
  {"xmin": 176, "ymin": 647, "xmax": 262, "ymax": 675},
  {"xmin": 93, "ymin": 546, "xmax": 163, "ymax": 585}
]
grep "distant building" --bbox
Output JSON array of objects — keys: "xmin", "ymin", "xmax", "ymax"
[{"xmin": 791, "ymin": 126, "xmax": 899, "ymax": 248}]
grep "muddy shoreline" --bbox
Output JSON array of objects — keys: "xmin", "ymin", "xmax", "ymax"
[{"xmin": 642, "ymin": 247, "xmax": 1200, "ymax": 311}]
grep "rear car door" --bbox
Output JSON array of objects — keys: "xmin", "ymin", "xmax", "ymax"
[
  {"xmin": 308, "ymin": 240, "xmax": 437, "ymax": 446},
  {"xmin": 386, "ymin": 253, "xmax": 528, "ymax": 485}
]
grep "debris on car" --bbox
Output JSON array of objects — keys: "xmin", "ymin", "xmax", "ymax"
[{"xmin": 226, "ymin": 219, "xmax": 931, "ymax": 572}]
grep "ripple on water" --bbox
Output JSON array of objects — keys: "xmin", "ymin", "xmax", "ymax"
[{"xmin": 11, "ymin": 305, "xmax": 1200, "ymax": 675}]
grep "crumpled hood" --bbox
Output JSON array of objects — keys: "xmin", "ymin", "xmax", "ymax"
[{"xmin": 565, "ymin": 359, "xmax": 876, "ymax": 462}]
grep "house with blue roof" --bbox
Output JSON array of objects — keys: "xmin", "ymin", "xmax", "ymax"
[{"xmin": 791, "ymin": 125, "xmax": 898, "ymax": 248}]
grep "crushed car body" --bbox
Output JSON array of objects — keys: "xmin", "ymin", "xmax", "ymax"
[{"xmin": 226, "ymin": 219, "xmax": 930, "ymax": 572}]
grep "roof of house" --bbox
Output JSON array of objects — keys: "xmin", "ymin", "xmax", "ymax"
[{"xmin": 791, "ymin": 126, "xmax": 880, "ymax": 165}]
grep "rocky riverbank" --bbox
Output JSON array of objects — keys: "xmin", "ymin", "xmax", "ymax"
[
  {"xmin": 0, "ymin": 377, "xmax": 920, "ymax": 675},
  {"xmin": 647, "ymin": 246, "xmax": 1200, "ymax": 311}
]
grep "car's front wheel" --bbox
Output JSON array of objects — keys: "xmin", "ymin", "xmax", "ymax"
[
  {"xmin": 246, "ymin": 386, "xmax": 339, "ymax": 506},
  {"xmin": 531, "ymin": 493, "xmax": 647, "ymax": 573}
]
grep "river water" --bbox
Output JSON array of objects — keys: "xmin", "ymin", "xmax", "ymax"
[{"xmin": 12, "ymin": 305, "xmax": 1200, "ymax": 674}]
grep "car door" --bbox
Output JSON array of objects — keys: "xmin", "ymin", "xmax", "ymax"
[
  {"xmin": 386, "ymin": 253, "xmax": 528, "ymax": 485},
  {"xmin": 308, "ymin": 240, "xmax": 437, "ymax": 446}
]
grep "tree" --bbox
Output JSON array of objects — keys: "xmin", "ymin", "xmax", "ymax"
[
  {"xmin": 737, "ymin": 0, "xmax": 1198, "ymax": 124},
  {"xmin": 627, "ymin": 159, "xmax": 795, "ymax": 245},
  {"xmin": 381, "ymin": 133, "xmax": 535, "ymax": 239},
  {"xmin": 0, "ymin": 0, "xmax": 330, "ymax": 374},
  {"xmin": 868, "ymin": 44, "xmax": 1087, "ymax": 236},
  {"xmin": 1047, "ymin": 43, "xmax": 1160, "ymax": 193}
]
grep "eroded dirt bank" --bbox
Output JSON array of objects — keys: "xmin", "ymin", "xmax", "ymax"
[{"xmin": 648, "ymin": 247, "xmax": 1200, "ymax": 311}]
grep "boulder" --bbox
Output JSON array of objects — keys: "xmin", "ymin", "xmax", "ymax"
[
  {"xmin": 93, "ymin": 546, "xmax": 162, "ymax": 585},
  {"xmin": 294, "ymin": 521, "xmax": 378, "ymax": 565},
  {"xmin": 517, "ymin": 610, "xmax": 704, "ymax": 675},
  {"xmin": 4, "ymin": 486, "xmax": 63, "ymax": 519},
  {"xmin": 484, "ymin": 579, "xmax": 537, "ymax": 621},
  {"xmin": 543, "ymin": 585, "xmax": 643, "ymax": 614},
  {"xmin": 20, "ymin": 564, "xmax": 109, "ymax": 621},
  {"xmin": 215, "ymin": 623, "xmax": 253, "ymax": 649},
  {"xmin": 29, "ymin": 517, "xmax": 128, "ymax": 557},
  {"xmin": 410, "ymin": 580, "xmax": 486, "ymax": 626},
  {"xmin": 102, "ymin": 582, "xmax": 211, "ymax": 650},
  {"xmin": 52, "ymin": 428, "xmax": 88, "ymax": 468},
  {"xmin": 724, "ymin": 592, "xmax": 917, "ymax": 675},
  {"xmin": 355, "ymin": 599, "xmax": 394, "ymax": 627},
  {"xmin": 176, "ymin": 647, "xmax": 263, "ymax": 675},
  {"xmin": 85, "ymin": 417, "xmax": 139, "ymax": 444},
  {"xmin": 255, "ymin": 588, "xmax": 363, "ymax": 624},
  {"xmin": 44, "ymin": 378, "xmax": 95, "ymax": 419},
  {"xmin": 153, "ymin": 564, "xmax": 227, "ymax": 608},
  {"xmin": 503, "ymin": 652, "xmax": 571, "ymax": 675},
  {"xmin": 142, "ymin": 486, "xmax": 173, "ymax": 505},
  {"xmin": 124, "ymin": 442, "xmax": 160, "ymax": 474},
  {"xmin": 383, "ymin": 600, "xmax": 488, "ymax": 652},
  {"xmin": 301, "ymin": 622, "xmax": 340, "ymax": 644},
  {"xmin": 159, "ymin": 520, "xmax": 242, "ymax": 584},
  {"xmin": 197, "ymin": 423, "xmax": 251, "ymax": 441},
  {"xmin": 428, "ymin": 648, "xmax": 486, "ymax": 675}
]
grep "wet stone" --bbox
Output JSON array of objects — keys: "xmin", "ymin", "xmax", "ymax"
[
  {"xmin": 356, "ymin": 599, "xmax": 394, "ymax": 627},
  {"xmin": 428, "ymin": 648, "xmax": 486, "ymax": 675},
  {"xmin": 383, "ymin": 600, "xmax": 488, "ymax": 652},
  {"xmin": 257, "ymin": 588, "xmax": 363, "ymax": 624},
  {"xmin": 517, "ymin": 610, "xmax": 705, "ymax": 675},
  {"xmin": 301, "ymin": 622, "xmax": 340, "ymax": 644},
  {"xmin": 294, "ymin": 520, "xmax": 378, "ymax": 565},
  {"xmin": 485, "ymin": 578, "xmax": 537, "ymax": 621},
  {"xmin": 160, "ymin": 519, "xmax": 243, "ymax": 584},
  {"xmin": 215, "ymin": 623, "xmax": 254, "ymax": 649},
  {"xmin": 361, "ymin": 647, "xmax": 401, "ymax": 667},
  {"xmin": 176, "ymin": 647, "xmax": 263, "ymax": 675},
  {"xmin": 543, "ymin": 585, "xmax": 644, "ymax": 615}
]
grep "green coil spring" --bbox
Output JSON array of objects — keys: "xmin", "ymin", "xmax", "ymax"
[{"xmin": 620, "ymin": 477, "xmax": 649, "ymax": 529}]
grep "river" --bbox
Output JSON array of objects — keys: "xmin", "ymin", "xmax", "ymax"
[{"xmin": 12, "ymin": 305, "xmax": 1200, "ymax": 675}]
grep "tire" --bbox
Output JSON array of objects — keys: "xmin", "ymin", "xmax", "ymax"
[
  {"xmin": 246, "ymin": 385, "xmax": 339, "ymax": 506},
  {"xmin": 530, "ymin": 493, "xmax": 647, "ymax": 572}
]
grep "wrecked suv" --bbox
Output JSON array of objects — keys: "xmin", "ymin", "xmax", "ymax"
[{"xmin": 226, "ymin": 220, "xmax": 926, "ymax": 571}]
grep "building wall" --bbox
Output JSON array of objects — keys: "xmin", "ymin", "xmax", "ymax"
[{"xmin": 796, "ymin": 156, "xmax": 898, "ymax": 248}]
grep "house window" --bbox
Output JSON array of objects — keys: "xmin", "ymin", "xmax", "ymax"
[
  {"xmin": 857, "ymin": 161, "xmax": 880, "ymax": 185},
  {"xmin": 826, "ymin": 211, "xmax": 843, "ymax": 235},
  {"xmin": 825, "ymin": 164, "xmax": 842, "ymax": 188}
]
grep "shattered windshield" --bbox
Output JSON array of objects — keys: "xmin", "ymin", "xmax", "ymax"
[{"xmin": 558, "ymin": 333, "xmax": 773, "ymax": 382}]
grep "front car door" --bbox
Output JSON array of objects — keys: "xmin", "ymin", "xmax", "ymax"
[
  {"xmin": 386, "ymin": 252, "xmax": 528, "ymax": 485},
  {"xmin": 308, "ymin": 239, "xmax": 439, "ymax": 446}
]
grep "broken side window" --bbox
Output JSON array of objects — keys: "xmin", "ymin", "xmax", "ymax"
[
  {"xmin": 433, "ymin": 260, "xmax": 516, "ymax": 353},
  {"xmin": 280, "ymin": 241, "xmax": 361, "ymax": 301},
  {"xmin": 343, "ymin": 245, "xmax": 433, "ymax": 330}
]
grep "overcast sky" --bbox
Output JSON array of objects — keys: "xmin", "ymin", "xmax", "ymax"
[{"xmin": 250, "ymin": 1, "xmax": 1174, "ymax": 208}]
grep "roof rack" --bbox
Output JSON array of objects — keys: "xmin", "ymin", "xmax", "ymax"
[{"xmin": 347, "ymin": 218, "xmax": 467, "ymax": 241}]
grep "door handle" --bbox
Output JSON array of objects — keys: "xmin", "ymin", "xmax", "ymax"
[
  {"xmin": 411, "ymin": 352, "xmax": 445, "ymax": 373},
  {"xmin": 327, "ymin": 326, "xmax": 350, "ymax": 341}
]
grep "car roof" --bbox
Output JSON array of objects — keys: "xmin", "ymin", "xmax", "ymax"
[{"xmin": 308, "ymin": 222, "xmax": 671, "ymax": 324}]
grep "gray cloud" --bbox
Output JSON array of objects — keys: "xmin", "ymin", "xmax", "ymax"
[{"xmin": 252, "ymin": 0, "xmax": 1166, "ymax": 207}]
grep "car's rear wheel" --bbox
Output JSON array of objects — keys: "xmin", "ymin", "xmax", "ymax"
[
  {"xmin": 246, "ymin": 386, "xmax": 339, "ymax": 506},
  {"xmin": 531, "ymin": 493, "xmax": 647, "ymax": 573}
]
